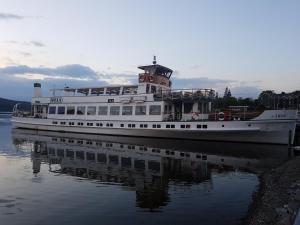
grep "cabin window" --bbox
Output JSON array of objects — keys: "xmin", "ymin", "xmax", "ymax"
[
  {"xmin": 109, "ymin": 155, "xmax": 119, "ymax": 164},
  {"xmin": 180, "ymin": 125, "xmax": 185, "ymax": 128},
  {"xmin": 171, "ymin": 125, "xmax": 175, "ymax": 128},
  {"xmin": 52, "ymin": 121, "xmax": 58, "ymax": 125},
  {"xmin": 135, "ymin": 105, "xmax": 146, "ymax": 115},
  {"xmin": 121, "ymin": 157, "xmax": 132, "ymax": 168},
  {"xmin": 120, "ymin": 124, "xmax": 124, "ymax": 127},
  {"xmin": 66, "ymin": 150, "xmax": 74, "ymax": 159},
  {"xmin": 57, "ymin": 149, "xmax": 64, "ymax": 157},
  {"xmin": 148, "ymin": 161, "xmax": 160, "ymax": 172},
  {"xmin": 77, "ymin": 106, "xmax": 86, "ymax": 115},
  {"xmin": 86, "ymin": 152, "xmax": 95, "ymax": 161},
  {"xmin": 97, "ymin": 153, "xmax": 107, "ymax": 163},
  {"xmin": 149, "ymin": 105, "xmax": 161, "ymax": 115},
  {"xmin": 134, "ymin": 159, "xmax": 145, "ymax": 170},
  {"xmin": 122, "ymin": 106, "xmax": 133, "ymax": 115},
  {"xmin": 57, "ymin": 106, "xmax": 65, "ymax": 115},
  {"xmin": 110, "ymin": 106, "xmax": 120, "ymax": 115},
  {"xmin": 49, "ymin": 106, "xmax": 56, "ymax": 114},
  {"xmin": 203, "ymin": 125, "xmax": 208, "ymax": 129},
  {"xmin": 76, "ymin": 151, "xmax": 85, "ymax": 160},
  {"xmin": 87, "ymin": 106, "xmax": 96, "ymax": 115},
  {"xmin": 166, "ymin": 124, "xmax": 170, "ymax": 128},
  {"xmin": 98, "ymin": 106, "xmax": 108, "ymax": 115},
  {"xmin": 67, "ymin": 106, "xmax": 75, "ymax": 115}
]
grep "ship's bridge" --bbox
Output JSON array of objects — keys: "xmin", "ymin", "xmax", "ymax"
[{"xmin": 138, "ymin": 57, "xmax": 173, "ymax": 88}]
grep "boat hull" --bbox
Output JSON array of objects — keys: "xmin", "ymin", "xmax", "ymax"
[{"xmin": 11, "ymin": 117, "xmax": 296, "ymax": 145}]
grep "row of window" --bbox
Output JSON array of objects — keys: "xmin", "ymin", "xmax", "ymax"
[
  {"xmin": 51, "ymin": 138, "xmax": 208, "ymax": 160},
  {"xmin": 49, "ymin": 150, "xmax": 160, "ymax": 171},
  {"xmin": 53, "ymin": 120, "xmax": 210, "ymax": 129},
  {"xmin": 49, "ymin": 105, "xmax": 161, "ymax": 116}
]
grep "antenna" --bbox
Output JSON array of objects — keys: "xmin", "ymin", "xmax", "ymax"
[{"xmin": 153, "ymin": 55, "xmax": 157, "ymax": 65}]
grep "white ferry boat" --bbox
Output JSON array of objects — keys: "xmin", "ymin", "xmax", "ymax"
[{"xmin": 11, "ymin": 58, "xmax": 297, "ymax": 145}]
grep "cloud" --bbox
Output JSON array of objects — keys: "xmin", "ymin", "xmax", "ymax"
[
  {"xmin": 4, "ymin": 40, "xmax": 46, "ymax": 47},
  {"xmin": 0, "ymin": 13, "xmax": 23, "ymax": 20},
  {"xmin": 19, "ymin": 51, "xmax": 32, "ymax": 57},
  {"xmin": 0, "ymin": 64, "xmax": 107, "ymax": 100},
  {"xmin": 0, "ymin": 64, "xmax": 98, "ymax": 80},
  {"xmin": 172, "ymin": 77, "xmax": 235, "ymax": 89},
  {"xmin": 230, "ymin": 86, "xmax": 261, "ymax": 98},
  {"xmin": 0, "ymin": 63, "xmax": 261, "ymax": 99},
  {"xmin": 28, "ymin": 41, "xmax": 45, "ymax": 47}
]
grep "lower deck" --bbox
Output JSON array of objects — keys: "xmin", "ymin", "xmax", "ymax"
[{"xmin": 11, "ymin": 116, "xmax": 296, "ymax": 145}]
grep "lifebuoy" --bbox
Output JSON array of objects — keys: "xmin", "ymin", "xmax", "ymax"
[
  {"xmin": 192, "ymin": 112, "xmax": 199, "ymax": 120},
  {"xmin": 149, "ymin": 75, "xmax": 154, "ymax": 82},
  {"xmin": 218, "ymin": 112, "xmax": 225, "ymax": 121},
  {"xmin": 139, "ymin": 74, "xmax": 145, "ymax": 82}
]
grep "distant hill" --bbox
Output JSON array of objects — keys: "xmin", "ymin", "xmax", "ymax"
[{"xmin": 0, "ymin": 97, "xmax": 31, "ymax": 112}]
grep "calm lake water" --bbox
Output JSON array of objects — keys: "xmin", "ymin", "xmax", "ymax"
[{"xmin": 0, "ymin": 114, "xmax": 292, "ymax": 225}]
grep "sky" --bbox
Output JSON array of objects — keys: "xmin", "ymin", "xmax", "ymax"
[{"xmin": 0, "ymin": 0, "xmax": 299, "ymax": 101}]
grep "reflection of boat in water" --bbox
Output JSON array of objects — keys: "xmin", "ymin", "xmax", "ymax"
[
  {"xmin": 12, "ymin": 128, "xmax": 290, "ymax": 172},
  {"xmin": 11, "ymin": 129, "xmax": 291, "ymax": 210}
]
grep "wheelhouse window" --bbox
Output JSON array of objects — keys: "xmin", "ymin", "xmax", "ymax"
[
  {"xmin": 135, "ymin": 105, "xmax": 146, "ymax": 115},
  {"xmin": 67, "ymin": 106, "xmax": 75, "ymax": 115},
  {"xmin": 77, "ymin": 106, "xmax": 86, "ymax": 115},
  {"xmin": 98, "ymin": 106, "xmax": 108, "ymax": 115},
  {"xmin": 87, "ymin": 106, "xmax": 96, "ymax": 115},
  {"xmin": 110, "ymin": 106, "xmax": 120, "ymax": 115},
  {"xmin": 57, "ymin": 106, "xmax": 65, "ymax": 115},
  {"xmin": 122, "ymin": 106, "xmax": 133, "ymax": 115},
  {"xmin": 149, "ymin": 105, "xmax": 161, "ymax": 115},
  {"xmin": 49, "ymin": 106, "xmax": 56, "ymax": 114}
]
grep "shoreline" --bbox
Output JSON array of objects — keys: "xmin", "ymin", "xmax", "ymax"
[{"xmin": 243, "ymin": 154, "xmax": 300, "ymax": 225}]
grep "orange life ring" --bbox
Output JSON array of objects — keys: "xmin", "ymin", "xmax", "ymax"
[
  {"xmin": 218, "ymin": 112, "xmax": 225, "ymax": 121},
  {"xmin": 149, "ymin": 75, "xmax": 154, "ymax": 82},
  {"xmin": 192, "ymin": 112, "xmax": 199, "ymax": 120},
  {"xmin": 139, "ymin": 74, "xmax": 145, "ymax": 82}
]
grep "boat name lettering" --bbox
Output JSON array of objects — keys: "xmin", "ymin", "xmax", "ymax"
[{"xmin": 50, "ymin": 97, "xmax": 63, "ymax": 103}]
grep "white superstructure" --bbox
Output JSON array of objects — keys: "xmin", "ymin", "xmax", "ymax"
[{"xmin": 11, "ymin": 58, "xmax": 297, "ymax": 145}]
